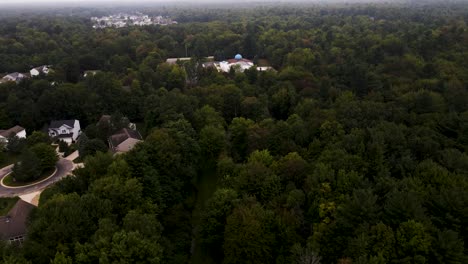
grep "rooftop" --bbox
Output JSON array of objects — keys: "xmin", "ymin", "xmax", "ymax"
[
  {"xmin": 0, "ymin": 199, "xmax": 36, "ymax": 241},
  {"xmin": 0, "ymin": 125, "xmax": 25, "ymax": 138}
]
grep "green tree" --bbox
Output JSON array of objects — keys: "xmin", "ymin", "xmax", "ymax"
[
  {"xmin": 395, "ymin": 220, "xmax": 432, "ymax": 263},
  {"xmin": 31, "ymin": 143, "xmax": 58, "ymax": 173},
  {"xmin": 223, "ymin": 203, "xmax": 275, "ymax": 264},
  {"xmin": 50, "ymin": 252, "xmax": 72, "ymax": 264},
  {"xmin": 12, "ymin": 149, "xmax": 40, "ymax": 182},
  {"xmin": 27, "ymin": 131, "xmax": 50, "ymax": 146},
  {"xmin": 6, "ymin": 135, "xmax": 26, "ymax": 154},
  {"xmin": 199, "ymin": 125, "xmax": 226, "ymax": 159}
]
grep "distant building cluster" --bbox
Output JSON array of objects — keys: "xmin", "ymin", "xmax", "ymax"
[
  {"xmin": 0, "ymin": 65, "xmax": 50, "ymax": 84},
  {"xmin": 204, "ymin": 54, "xmax": 273, "ymax": 73},
  {"xmin": 91, "ymin": 13, "xmax": 177, "ymax": 29},
  {"xmin": 166, "ymin": 54, "xmax": 274, "ymax": 73}
]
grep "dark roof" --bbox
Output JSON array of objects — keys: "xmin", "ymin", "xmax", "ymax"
[
  {"xmin": 6, "ymin": 72, "xmax": 21, "ymax": 79},
  {"xmin": 98, "ymin": 115, "xmax": 111, "ymax": 124},
  {"xmin": 227, "ymin": 58, "xmax": 252, "ymax": 64},
  {"xmin": 109, "ymin": 128, "xmax": 142, "ymax": 148},
  {"xmin": 0, "ymin": 125, "xmax": 25, "ymax": 138},
  {"xmin": 0, "ymin": 200, "xmax": 36, "ymax": 240},
  {"xmin": 33, "ymin": 65, "xmax": 48, "ymax": 72},
  {"xmin": 49, "ymin": 120, "xmax": 76, "ymax": 129}
]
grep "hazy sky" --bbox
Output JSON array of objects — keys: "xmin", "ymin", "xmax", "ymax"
[{"xmin": 0, "ymin": 0, "xmax": 392, "ymax": 3}]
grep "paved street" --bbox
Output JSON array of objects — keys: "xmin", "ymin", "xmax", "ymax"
[{"xmin": 0, "ymin": 158, "xmax": 74, "ymax": 197}]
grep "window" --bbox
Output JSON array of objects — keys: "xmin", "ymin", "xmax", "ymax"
[{"xmin": 62, "ymin": 129, "xmax": 67, "ymax": 133}]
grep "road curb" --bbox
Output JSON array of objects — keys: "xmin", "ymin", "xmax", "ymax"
[{"xmin": 0, "ymin": 166, "xmax": 58, "ymax": 189}]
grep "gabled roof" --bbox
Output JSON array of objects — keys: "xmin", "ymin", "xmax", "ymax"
[
  {"xmin": 109, "ymin": 128, "xmax": 142, "ymax": 150},
  {"xmin": 98, "ymin": 115, "xmax": 112, "ymax": 124},
  {"xmin": 32, "ymin": 65, "xmax": 49, "ymax": 72},
  {"xmin": 3, "ymin": 72, "xmax": 23, "ymax": 80},
  {"xmin": 227, "ymin": 58, "xmax": 253, "ymax": 64},
  {"xmin": 0, "ymin": 125, "xmax": 25, "ymax": 138},
  {"xmin": 49, "ymin": 120, "xmax": 77, "ymax": 129},
  {"xmin": 0, "ymin": 200, "xmax": 36, "ymax": 240}
]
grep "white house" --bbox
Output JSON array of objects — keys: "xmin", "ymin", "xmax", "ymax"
[
  {"xmin": 30, "ymin": 65, "xmax": 50, "ymax": 77},
  {"xmin": 1, "ymin": 72, "xmax": 27, "ymax": 83},
  {"xmin": 48, "ymin": 120, "xmax": 81, "ymax": 144},
  {"xmin": 0, "ymin": 126, "xmax": 26, "ymax": 144}
]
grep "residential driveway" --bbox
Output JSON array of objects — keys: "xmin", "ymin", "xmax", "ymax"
[
  {"xmin": 0, "ymin": 158, "xmax": 74, "ymax": 198},
  {"xmin": 65, "ymin": 150, "xmax": 79, "ymax": 161}
]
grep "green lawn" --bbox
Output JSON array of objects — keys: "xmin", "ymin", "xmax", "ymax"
[
  {"xmin": 0, "ymin": 197, "xmax": 19, "ymax": 215},
  {"xmin": 2, "ymin": 167, "xmax": 55, "ymax": 187}
]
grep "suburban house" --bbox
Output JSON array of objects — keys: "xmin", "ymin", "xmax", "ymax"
[
  {"xmin": 108, "ymin": 128, "xmax": 142, "ymax": 154},
  {"xmin": 48, "ymin": 120, "xmax": 81, "ymax": 144},
  {"xmin": 0, "ymin": 126, "xmax": 26, "ymax": 144},
  {"xmin": 30, "ymin": 65, "xmax": 50, "ymax": 77},
  {"xmin": 1, "ymin": 72, "xmax": 28, "ymax": 83},
  {"xmin": 0, "ymin": 199, "xmax": 36, "ymax": 245}
]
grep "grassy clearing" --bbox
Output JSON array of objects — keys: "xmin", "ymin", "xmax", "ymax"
[
  {"xmin": 191, "ymin": 161, "xmax": 218, "ymax": 264},
  {"xmin": 2, "ymin": 167, "xmax": 55, "ymax": 187},
  {"xmin": 0, "ymin": 197, "xmax": 19, "ymax": 215}
]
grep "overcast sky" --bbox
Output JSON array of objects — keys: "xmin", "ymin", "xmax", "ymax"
[{"xmin": 0, "ymin": 0, "xmax": 405, "ymax": 3}]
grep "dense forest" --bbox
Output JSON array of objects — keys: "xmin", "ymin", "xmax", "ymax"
[{"xmin": 1, "ymin": 1, "xmax": 468, "ymax": 263}]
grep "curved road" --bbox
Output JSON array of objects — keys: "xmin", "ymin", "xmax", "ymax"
[{"xmin": 0, "ymin": 158, "xmax": 74, "ymax": 197}]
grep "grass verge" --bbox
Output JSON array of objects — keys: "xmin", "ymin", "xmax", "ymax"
[{"xmin": 3, "ymin": 168, "xmax": 56, "ymax": 187}]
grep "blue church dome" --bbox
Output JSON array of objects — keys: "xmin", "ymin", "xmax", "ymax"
[{"xmin": 235, "ymin": 54, "xmax": 243, "ymax": 60}]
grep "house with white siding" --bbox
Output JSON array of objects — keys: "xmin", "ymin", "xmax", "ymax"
[
  {"xmin": 1, "ymin": 73, "xmax": 27, "ymax": 83},
  {"xmin": 0, "ymin": 126, "xmax": 26, "ymax": 144},
  {"xmin": 30, "ymin": 65, "xmax": 50, "ymax": 77},
  {"xmin": 48, "ymin": 120, "xmax": 81, "ymax": 144}
]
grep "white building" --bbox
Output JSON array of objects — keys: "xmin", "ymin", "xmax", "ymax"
[
  {"xmin": 0, "ymin": 126, "xmax": 26, "ymax": 144},
  {"xmin": 1, "ymin": 72, "xmax": 27, "ymax": 83},
  {"xmin": 48, "ymin": 120, "xmax": 81, "ymax": 144},
  {"xmin": 218, "ymin": 54, "xmax": 254, "ymax": 73},
  {"xmin": 30, "ymin": 65, "xmax": 50, "ymax": 77},
  {"xmin": 203, "ymin": 54, "xmax": 269, "ymax": 73}
]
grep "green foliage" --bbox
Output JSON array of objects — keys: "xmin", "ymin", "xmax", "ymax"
[
  {"xmin": 6, "ymin": 136, "xmax": 26, "ymax": 154},
  {"xmin": 12, "ymin": 148, "xmax": 40, "ymax": 182},
  {"xmin": 223, "ymin": 202, "xmax": 275, "ymax": 264},
  {"xmin": 3, "ymin": 3, "xmax": 468, "ymax": 264},
  {"xmin": 30, "ymin": 143, "xmax": 58, "ymax": 172},
  {"xmin": 26, "ymin": 131, "xmax": 50, "ymax": 147},
  {"xmin": 199, "ymin": 125, "xmax": 226, "ymax": 159}
]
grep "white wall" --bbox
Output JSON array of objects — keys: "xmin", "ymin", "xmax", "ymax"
[
  {"xmin": 72, "ymin": 120, "xmax": 81, "ymax": 141},
  {"xmin": 30, "ymin": 69, "xmax": 40, "ymax": 77},
  {"xmin": 16, "ymin": 129, "xmax": 26, "ymax": 139}
]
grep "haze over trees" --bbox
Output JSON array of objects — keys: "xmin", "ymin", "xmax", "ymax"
[{"xmin": 1, "ymin": 1, "xmax": 468, "ymax": 263}]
